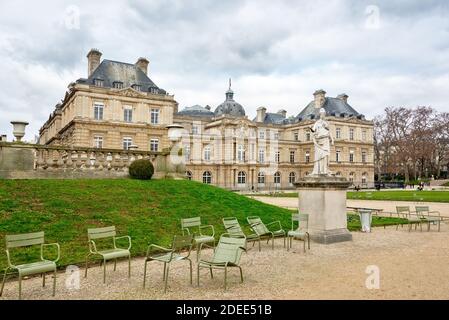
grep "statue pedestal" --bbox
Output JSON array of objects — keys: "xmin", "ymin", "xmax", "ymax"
[{"xmin": 294, "ymin": 175, "xmax": 352, "ymax": 244}]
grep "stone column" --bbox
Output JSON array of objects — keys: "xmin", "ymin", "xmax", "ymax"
[{"xmin": 294, "ymin": 175, "xmax": 352, "ymax": 244}]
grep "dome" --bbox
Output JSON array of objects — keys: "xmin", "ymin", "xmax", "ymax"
[{"xmin": 214, "ymin": 81, "xmax": 246, "ymax": 117}]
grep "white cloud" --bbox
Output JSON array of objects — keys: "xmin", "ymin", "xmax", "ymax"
[{"xmin": 0, "ymin": 0, "xmax": 448, "ymax": 141}]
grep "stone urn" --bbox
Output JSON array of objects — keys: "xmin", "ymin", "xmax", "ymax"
[
  {"xmin": 166, "ymin": 124, "xmax": 184, "ymax": 143},
  {"xmin": 10, "ymin": 121, "xmax": 29, "ymax": 142}
]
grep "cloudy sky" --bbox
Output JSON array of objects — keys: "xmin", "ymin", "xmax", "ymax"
[{"xmin": 1, "ymin": 0, "xmax": 448, "ymax": 140}]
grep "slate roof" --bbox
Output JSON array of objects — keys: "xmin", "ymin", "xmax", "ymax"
[
  {"xmin": 177, "ymin": 105, "xmax": 215, "ymax": 117},
  {"xmin": 76, "ymin": 59, "xmax": 166, "ymax": 94},
  {"xmin": 252, "ymin": 112, "xmax": 286, "ymax": 124},
  {"xmin": 296, "ymin": 97, "xmax": 364, "ymax": 121}
]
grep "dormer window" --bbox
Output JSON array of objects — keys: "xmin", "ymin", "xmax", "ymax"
[
  {"xmin": 132, "ymin": 84, "xmax": 142, "ymax": 91},
  {"xmin": 149, "ymin": 87, "xmax": 158, "ymax": 94},
  {"xmin": 113, "ymin": 81, "xmax": 123, "ymax": 89},
  {"xmin": 94, "ymin": 79, "xmax": 104, "ymax": 87}
]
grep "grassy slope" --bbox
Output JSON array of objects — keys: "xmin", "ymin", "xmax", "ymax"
[{"xmin": 0, "ymin": 179, "xmax": 404, "ymax": 268}]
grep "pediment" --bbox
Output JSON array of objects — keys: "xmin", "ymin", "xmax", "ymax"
[{"xmin": 117, "ymin": 87, "xmax": 147, "ymax": 98}]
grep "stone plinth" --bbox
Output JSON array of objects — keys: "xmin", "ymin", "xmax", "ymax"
[{"xmin": 294, "ymin": 175, "xmax": 352, "ymax": 244}]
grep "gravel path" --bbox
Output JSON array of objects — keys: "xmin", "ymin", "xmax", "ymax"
[{"xmin": 2, "ymin": 223, "xmax": 449, "ymax": 300}]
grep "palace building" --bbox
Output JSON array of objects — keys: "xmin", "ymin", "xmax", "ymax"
[{"xmin": 40, "ymin": 49, "xmax": 374, "ymax": 190}]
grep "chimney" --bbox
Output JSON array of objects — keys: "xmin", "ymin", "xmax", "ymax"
[
  {"xmin": 337, "ymin": 93, "xmax": 349, "ymax": 103},
  {"xmin": 277, "ymin": 109, "xmax": 287, "ymax": 118},
  {"xmin": 256, "ymin": 107, "xmax": 267, "ymax": 122},
  {"xmin": 87, "ymin": 48, "xmax": 102, "ymax": 77},
  {"xmin": 313, "ymin": 89, "xmax": 326, "ymax": 109},
  {"xmin": 135, "ymin": 57, "xmax": 149, "ymax": 75}
]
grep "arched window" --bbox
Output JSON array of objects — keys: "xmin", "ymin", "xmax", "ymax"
[
  {"xmin": 237, "ymin": 171, "xmax": 246, "ymax": 184},
  {"xmin": 362, "ymin": 172, "xmax": 367, "ymax": 184},
  {"xmin": 202, "ymin": 171, "xmax": 212, "ymax": 184},
  {"xmin": 349, "ymin": 172, "xmax": 355, "ymax": 183},
  {"xmin": 185, "ymin": 171, "xmax": 192, "ymax": 180},
  {"xmin": 288, "ymin": 172, "xmax": 296, "ymax": 184},
  {"xmin": 274, "ymin": 172, "xmax": 281, "ymax": 184},
  {"xmin": 258, "ymin": 172, "xmax": 265, "ymax": 184}
]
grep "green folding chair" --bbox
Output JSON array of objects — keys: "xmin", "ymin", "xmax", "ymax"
[
  {"xmin": 287, "ymin": 213, "xmax": 310, "ymax": 252},
  {"xmin": 247, "ymin": 216, "xmax": 286, "ymax": 249},
  {"xmin": 85, "ymin": 226, "xmax": 131, "ymax": 283},
  {"xmin": 396, "ymin": 206, "xmax": 421, "ymax": 232},
  {"xmin": 181, "ymin": 217, "xmax": 215, "ymax": 260},
  {"xmin": 1, "ymin": 231, "xmax": 60, "ymax": 299},
  {"xmin": 197, "ymin": 235, "xmax": 246, "ymax": 290},
  {"xmin": 415, "ymin": 206, "xmax": 441, "ymax": 232},
  {"xmin": 222, "ymin": 217, "xmax": 261, "ymax": 251},
  {"xmin": 143, "ymin": 234, "xmax": 194, "ymax": 293}
]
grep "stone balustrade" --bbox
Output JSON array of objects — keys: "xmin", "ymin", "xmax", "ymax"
[{"xmin": 0, "ymin": 142, "xmax": 182, "ymax": 179}]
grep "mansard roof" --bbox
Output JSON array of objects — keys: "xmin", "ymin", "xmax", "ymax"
[{"xmin": 296, "ymin": 97, "xmax": 364, "ymax": 121}]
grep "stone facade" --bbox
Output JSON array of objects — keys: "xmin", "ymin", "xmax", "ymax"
[{"xmin": 39, "ymin": 49, "xmax": 375, "ymax": 189}]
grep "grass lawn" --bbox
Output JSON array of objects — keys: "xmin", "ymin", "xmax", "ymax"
[
  {"xmin": 247, "ymin": 190, "xmax": 449, "ymax": 203},
  {"xmin": 347, "ymin": 190, "xmax": 449, "ymax": 202},
  {"xmin": 0, "ymin": 179, "xmax": 405, "ymax": 268}
]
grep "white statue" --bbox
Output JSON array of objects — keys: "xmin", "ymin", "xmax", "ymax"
[{"xmin": 311, "ymin": 108, "xmax": 334, "ymax": 175}]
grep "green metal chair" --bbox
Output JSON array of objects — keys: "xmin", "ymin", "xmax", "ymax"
[
  {"xmin": 85, "ymin": 226, "xmax": 131, "ymax": 283},
  {"xmin": 181, "ymin": 217, "xmax": 215, "ymax": 260},
  {"xmin": 197, "ymin": 235, "xmax": 246, "ymax": 290},
  {"xmin": 396, "ymin": 206, "xmax": 421, "ymax": 232},
  {"xmin": 222, "ymin": 217, "xmax": 261, "ymax": 251},
  {"xmin": 246, "ymin": 216, "xmax": 286, "ymax": 249},
  {"xmin": 415, "ymin": 206, "xmax": 441, "ymax": 232},
  {"xmin": 0, "ymin": 231, "xmax": 60, "ymax": 299},
  {"xmin": 143, "ymin": 234, "xmax": 194, "ymax": 293},
  {"xmin": 287, "ymin": 213, "xmax": 310, "ymax": 252}
]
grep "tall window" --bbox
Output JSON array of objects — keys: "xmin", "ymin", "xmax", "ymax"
[
  {"xmin": 362, "ymin": 173, "xmax": 367, "ymax": 184},
  {"xmin": 237, "ymin": 171, "xmax": 246, "ymax": 184},
  {"xmin": 237, "ymin": 145, "xmax": 245, "ymax": 162},
  {"xmin": 289, "ymin": 172, "xmax": 296, "ymax": 184},
  {"xmin": 258, "ymin": 172, "xmax": 265, "ymax": 184},
  {"xmin": 258, "ymin": 149, "xmax": 265, "ymax": 163},
  {"xmin": 185, "ymin": 171, "xmax": 192, "ymax": 180},
  {"xmin": 150, "ymin": 108, "xmax": 160, "ymax": 124},
  {"xmin": 349, "ymin": 128, "xmax": 354, "ymax": 141},
  {"xmin": 202, "ymin": 171, "xmax": 212, "ymax": 184},
  {"xmin": 124, "ymin": 106, "xmax": 133, "ymax": 122},
  {"xmin": 184, "ymin": 145, "xmax": 191, "ymax": 161},
  {"xmin": 275, "ymin": 151, "xmax": 280, "ymax": 163},
  {"xmin": 349, "ymin": 172, "xmax": 355, "ymax": 183},
  {"xmin": 150, "ymin": 138, "xmax": 159, "ymax": 152},
  {"xmin": 259, "ymin": 130, "xmax": 265, "ymax": 139},
  {"xmin": 306, "ymin": 132, "xmax": 311, "ymax": 141},
  {"xmin": 290, "ymin": 150, "xmax": 295, "ymax": 164},
  {"xmin": 274, "ymin": 172, "xmax": 281, "ymax": 184},
  {"xmin": 93, "ymin": 136, "xmax": 103, "ymax": 148},
  {"xmin": 336, "ymin": 127, "xmax": 341, "ymax": 139},
  {"xmin": 273, "ymin": 132, "xmax": 279, "ymax": 140},
  {"xmin": 94, "ymin": 103, "xmax": 104, "ymax": 120},
  {"xmin": 349, "ymin": 150, "xmax": 354, "ymax": 163},
  {"xmin": 192, "ymin": 125, "xmax": 199, "ymax": 134},
  {"xmin": 336, "ymin": 150, "xmax": 341, "ymax": 162},
  {"xmin": 123, "ymin": 137, "xmax": 132, "ymax": 150},
  {"xmin": 362, "ymin": 151, "xmax": 367, "ymax": 163},
  {"xmin": 362, "ymin": 130, "xmax": 367, "ymax": 141},
  {"xmin": 293, "ymin": 131, "xmax": 299, "ymax": 141},
  {"xmin": 305, "ymin": 151, "xmax": 310, "ymax": 163},
  {"xmin": 204, "ymin": 145, "xmax": 211, "ymax": 161}
]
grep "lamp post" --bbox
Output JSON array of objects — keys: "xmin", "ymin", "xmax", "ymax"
[{"xmin": 10, "ymin": 121, "xmax": 29, "ymax": 142}]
